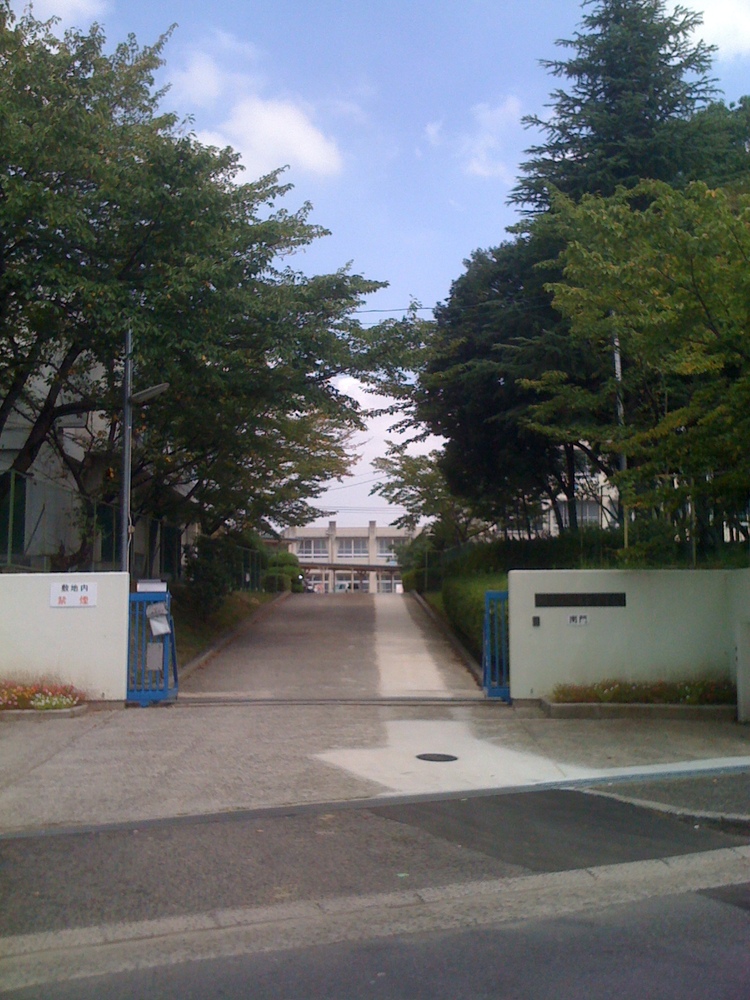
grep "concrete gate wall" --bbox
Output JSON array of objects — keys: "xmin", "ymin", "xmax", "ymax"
[
  {"xmin": 0, "ymin": 572, "xmax": 129, "ymax": 700},
  {"xmin": 508, "ymin": 569, "xmax": 750, "ymax": 718}
]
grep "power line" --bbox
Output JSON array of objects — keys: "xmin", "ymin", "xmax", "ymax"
[
  {"xmin": 317, "ymin": 506, "xmax": 408, "ymax": 513},
  {"xmin": 353, "ymin": 307, "xmax": 435, "ymax": 315},
  {"xmin": 323, "ymin": 475, "xmax": 386, "ymax": 492}
]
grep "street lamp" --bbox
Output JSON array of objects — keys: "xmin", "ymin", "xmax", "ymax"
[{"xmin": 120, "ymin": 327, "xmax": 169, "ymax": 574}]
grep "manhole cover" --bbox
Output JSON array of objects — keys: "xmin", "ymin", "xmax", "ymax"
[{"xmin": 416, "ymin": 753, "xmax": 458, "ymax": 762}]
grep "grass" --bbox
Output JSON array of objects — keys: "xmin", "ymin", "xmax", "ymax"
[
  {"xmin": 550, "ymin": 678, "xmax": 737, "ymax": 705},
  {"xmin": 0, "ymin": 682, "xmax": 85, "ymax": 711},
  {"xmin": 170, "ymin": 587, "xmax": 276, "ymax": 666}
]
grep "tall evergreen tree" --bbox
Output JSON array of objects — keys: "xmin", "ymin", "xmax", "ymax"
[{"xmin": 511, "ymin": 0, "xmax": 717, "ymax": 210}]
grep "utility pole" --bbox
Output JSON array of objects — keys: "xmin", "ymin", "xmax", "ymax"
[
  {"xmin": 613, "ymin": 329, "xmax": 628, "ymax": 549},
  {"xmin": 120, "ymin": 328, "xmax": 133, "ymax": 574}
]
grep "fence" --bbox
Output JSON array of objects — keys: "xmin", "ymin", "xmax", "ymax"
[{"xmin": 0, "ymin": 470, "xmax": 263, "ymax": 588}]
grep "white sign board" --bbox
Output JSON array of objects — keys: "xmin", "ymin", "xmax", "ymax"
[{"xmin": 50, "ymin": 581, "xmax": 98, "ymax": 608}]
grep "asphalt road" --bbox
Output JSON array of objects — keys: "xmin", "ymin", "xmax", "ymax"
[
  {"xmin": 2, "ymin": 788, "xmax": 749, "ymax": 996},
  {"xmin": 8, "ymin": 888, "xmax": 749, "ymax": 1000}
]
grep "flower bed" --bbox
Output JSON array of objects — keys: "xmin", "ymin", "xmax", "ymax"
[
  {"xmin": 550, "ymin": 678, "xmax": 736, "ymax": 705},
  {"xmin": 0, "ymin": 682, "xmax": 85, "ymax": 711}
]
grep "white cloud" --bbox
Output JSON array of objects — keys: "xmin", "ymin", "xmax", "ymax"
[
  {"xmin": 327, "ymin": 99, "xmax": 368, "ymax": 124},
  {"xmin": 208, "ymin": 96, "xmax": 343, "ymax": 179},
  {"xmin": 679, "ymin": 1, "xmax": 750, "ymax": 59},
  {"xmin": 459, "ymin": 97, "xmax": 522, "ymax": 181},
  {"xmin": 212, "ymin": 30, "xmax": 259, "ymax": 60},
  {"xmin": 425, "ymin": 121, "xmax": 444, "ymax": 147},
  {"xmin": 170, "ymin": 52, "xmax": 226, "ymax": 108},
  {"xmin": 167, "ymin": 31, "xmax": 344, "ymax": 180},
  {"xmin": 10, "ymin": 0, "xmax": 110, "ymax": 24}
]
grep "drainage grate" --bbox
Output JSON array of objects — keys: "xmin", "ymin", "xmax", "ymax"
[{"xmin": 416, "ymin": 753, "xmax": 458, "ymax": 762}]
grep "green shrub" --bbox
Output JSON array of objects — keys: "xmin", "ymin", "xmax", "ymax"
[
  {"xmin": 184, "ymin": 536, "xmax": 241, "ymax": 618},
  {"xmin": 441, "ymin": 573, "xmax": 507, "ymax": 660},
  {"xmin": 401, "ymin": 569, "xmax": 419, "ymax": 593},
  {"xmin": 443, "ymin": 530, "xmax": 623, "ymax": 580},
  {"xmin": 262, "ymin": 572, "xmax": 292, "ymax": 593},
  {"xmin": 268, "ymin": 551, "xmax": 300, "ymax": 568},
  {"xmin": 264, "ymin": 554, "xmax": 305, "ymax": 592}
]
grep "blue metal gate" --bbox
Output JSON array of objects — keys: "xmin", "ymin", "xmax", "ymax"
[
  {"xmin": 483, "ymin": 590, "xmax": 510, "ymax": 701},
  {"xmin": 127, "ymin": 592, "xmax": 178, "ymax": 705}
]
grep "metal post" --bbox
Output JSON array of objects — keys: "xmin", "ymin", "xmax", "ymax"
[
  {"xmin": 613, "ymin": 329, "xmax": 628, "ymax": 549},
  {"xmin": 6, "ymin": 470, "xmax": 15, "ymax": 567},
  {"xmin": 120, "ymin": 328, "xmax": 133, "ymax": 574}
]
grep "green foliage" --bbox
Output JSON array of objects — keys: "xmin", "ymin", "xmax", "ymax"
[
  {"xmin": 441, "ymin": 574, "xmax": 507, "ymax": 660},
  {"xmin": 224, "ymin": 529, "xmax": 270, "ymax": 567},
  {"xmin": 266, "ymin": 551, "xmax": 304, "ymax": 591},
  {"xmin": 545, "ymin": 181, "xmax": 750, "ymax": 536},
  {"xmin": 406, "ymin": 0, "xmax": 750, "ymax": 552},
  {"xmin": 512, "ymin": 0, "xmax": 719, "ymax": 209},
  {"xmin": 444, "ymin": 531, "xmax": 623, "ymax": 578},
  {"xmin": 0, "ymin": 4, "xmax": 388, "ymax": 533},
  {"xmin": 183, "ymin": 536, "xmax": 242, "ymax": 618},
  {"xmin": 370, "ymin": 448, "xmax": 494, "ymax": 543},
  {"xmin": 262, "ymin": 572, "xmax": 293, "ymax": 593},
  {"xmin": 268, "ymin": 551, "xmax": 301, "ymax": 568},
  {"xmin": 550, "ymin": 678, "xmax": 736, "ymax": 705},
  {"xmin": 417, "ymin": 233, "xmax": 605, "ymax": 530}
]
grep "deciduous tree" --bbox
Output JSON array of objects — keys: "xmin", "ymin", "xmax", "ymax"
[
  {"xmin": 0, "ymin": 4, "xmax": 384, "ymax": 531},
  {"xmin": 546, "ymin": 180, "xmax": 750, "ymax": 541}
]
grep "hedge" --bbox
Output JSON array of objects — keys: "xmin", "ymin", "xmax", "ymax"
[
  {"xmin": 262, "ymin": 572, "xmax": 292, "ymax": 593},
  {"xmin": 441, "ymin": 573, "xmax": 507, "ymax": 661}
]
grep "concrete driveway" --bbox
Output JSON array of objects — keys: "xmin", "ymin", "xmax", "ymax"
[{"xmin": 180, "ymin": 593, "xmax": 482, "ymax": 701}]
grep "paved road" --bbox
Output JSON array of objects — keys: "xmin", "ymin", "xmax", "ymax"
[
  {"xmin": 8, "ymin": 891, "xmax": 750, "ymax": 999},
  {"xmin": 181, "ymin": 593, "xmax": 481, "ymax": 699},
  {"xmin": 2, "ymin": 790, "xmax": 749, "ymax": 996}
]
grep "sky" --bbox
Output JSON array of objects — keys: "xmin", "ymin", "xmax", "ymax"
[{"xmin": 11, "ymin": 0, "xmax": 750, "ymax": 526}]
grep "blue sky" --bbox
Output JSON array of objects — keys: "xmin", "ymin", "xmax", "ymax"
[{"xmin": 13, "ymin": 0, "xmax": 750, "ymax": 525}]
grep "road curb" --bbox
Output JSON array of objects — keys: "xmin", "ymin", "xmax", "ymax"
[
  {"xmin": 0, "ymin": 703, "xmax": 88, "ymax": 722},
  {"xmin": 582, "ymin": 786, "xmax": 750, "ymax": 830}
]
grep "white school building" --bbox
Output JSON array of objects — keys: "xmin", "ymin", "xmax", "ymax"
[{"xmin": 281, "ymin": 521, "xmax": 411, "ymax": 593}]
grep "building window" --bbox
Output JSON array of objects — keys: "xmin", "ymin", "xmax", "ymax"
[
  {"xmin": 376, "ymin": 537, "xmax": 398, "ymax": 559},
  {"xmin": 337, "ymin": 538, "xmax": 368, "ymax": 557},
  {"xmin": 560, "ymin": 500, "xmax": 601, "ymax": 528},
  {"xmin": 297, "ymin": 538, "xmax": 329, "ymax": 558}
]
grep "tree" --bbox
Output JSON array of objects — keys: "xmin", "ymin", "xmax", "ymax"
[
  {"xmin": 414, "ymin": 235, "xmax": 603, "ymax": 532},
  {"xmin": 414, "ymin": 0, "xmax": 749, "ymax": 536},
  {"xmin": 511, "ymin": 0, "xmax": 718, "ymax": 210},
  {"xmin": 0, "ymin": 4, "xmax": 385, "ymax": 533},
  {"xmin": 545, "ymin": 180, "xmax": 750, "ymax": 543},
  {"xmin": 370, "ymin": 447, "xmax": 494, "ymax": 545}
]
